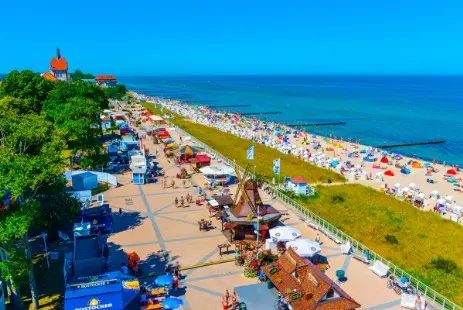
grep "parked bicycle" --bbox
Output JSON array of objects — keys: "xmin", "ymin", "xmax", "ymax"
[{"xmin": 387, "ymin": 275, "xmax": 417, "ymax": 295}]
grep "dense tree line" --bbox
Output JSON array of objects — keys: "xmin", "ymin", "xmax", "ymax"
[
  {"xmin": 0, "ymin": 70, "xmax": 113, "ymax": 308},
  {"xmin": 69, "ymin": 69, "xmax": 95, "ymax": 80}
]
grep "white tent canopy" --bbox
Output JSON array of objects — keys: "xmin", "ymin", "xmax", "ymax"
[
  {"xmin": 269, "ymin": 226, "xmax": 301, "ymax": 242},
  {"xmin": 285, "ymin": 239, "xmax": 321, "ymax": 258},
  {"xmin": 200, "ymin": 165, "xmax": 234, "ymax": 176},
  {"xmin": 149, "ymin": 115, "xmax": 164, "ymax": 122}
]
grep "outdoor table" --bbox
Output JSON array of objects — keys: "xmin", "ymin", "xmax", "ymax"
[
  {"xmin": 198, "ymin": 220, "xmax": 211, "ymax": 231},
  {"xmin": 217, "ymin": 243, "xmax": 231, "ymax": 256}
]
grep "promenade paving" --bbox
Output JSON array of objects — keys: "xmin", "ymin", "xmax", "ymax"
[{"xmin": 100, "ymin": 111, "xmax": 405, "ymax": 309}]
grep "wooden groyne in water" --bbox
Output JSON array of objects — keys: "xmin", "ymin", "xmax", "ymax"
[
  {"xmin": 208, "ymin": 104, "xmax": 251, "ymax": 108},
  {"xmin": 240, "ymin": 111, "xmax": 282, "ymax": 116},
  {"xmin": 374, "ymin": 140, "xmax": 446, "ymax": 149},
  {"xmin": 287, "ymin": 121, "xmax": 346, "ymax": 127}
]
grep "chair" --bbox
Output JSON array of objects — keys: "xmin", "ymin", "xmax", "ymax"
[
  {"xmin": 341, "ymin": 241, "xmax": 351, "ymax": 255},
  {"xmin": 369, "ymin": 260, "xmax": 390, "ymax": 277}
]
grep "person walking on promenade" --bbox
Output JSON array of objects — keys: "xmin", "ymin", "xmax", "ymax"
[
  {"xmin": 171, "ymin": 179, "xmax": 176, "ymax": 189},
  {"xmin": 119, "ymin": 208, "xmax": 123, "ymax": 218},
  {"xmin": 180, "ymin": 196, "xmax": 184, "ymax": 208},
  {"xmin": 175, "ymin": 197, "xmax": 178, "ymax": 207}
]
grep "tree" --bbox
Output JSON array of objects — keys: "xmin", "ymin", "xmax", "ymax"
[
  {"xmin": 44, "ymin": 80, "xmax": 108, "ymax": 115},
  {"xmin": 70, "ymin": 69, "xmax": 95, "ymax": 81},
  {"xmin": 0, "ymin": 70, "xmax": 54, "ymax": 113},
  {"xmin": 103, "ymin": 84, "xmax": 127, "ymax": 99},
  {"xmin": 0, "ymin": 107, "xmax": 65, "ymax": 309}
]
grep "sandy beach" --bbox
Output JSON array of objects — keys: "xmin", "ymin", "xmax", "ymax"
[{"xmin": 129, "ymin": 91, "xmax": 463, "ymax": 224}]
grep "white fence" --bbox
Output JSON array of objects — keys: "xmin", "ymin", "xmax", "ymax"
[
  {"xmin": 175, "ymin": 125, "xmax": 462, "ymax": 310},
  {"xmin": 64, "ymin": 170, "xmax": 118, "ymax": 187}
]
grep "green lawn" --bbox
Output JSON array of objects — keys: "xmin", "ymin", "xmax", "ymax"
[{"xmin": 142, "ymin": 101, "xmax": 463, "ymax": 305}]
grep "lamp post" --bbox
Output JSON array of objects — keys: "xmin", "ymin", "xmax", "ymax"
[{"xmin": 41, "ymin": 233, "xmax": 50, "ymax": 269}]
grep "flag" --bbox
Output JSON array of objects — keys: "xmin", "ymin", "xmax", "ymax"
[
  {"xmin": 273, "ymin": 158, "xmax": 280, "ymax": 175},
  {"xmin": 247, "ymin": 145, "xmax": 254, "ymax": 160}
]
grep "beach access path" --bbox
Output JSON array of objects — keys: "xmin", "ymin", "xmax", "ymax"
[{"xmin": 101, "ymin": 104, "xmax": 409, "ymax": 309}]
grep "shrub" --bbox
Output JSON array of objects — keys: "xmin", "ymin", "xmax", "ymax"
[
  {"xmin": 385, "ymin": 234, "xmax": 399, "ymax": 245},
  {"xmin": 331, "ymin": 194, "xmax": 345, "ymax": 203},
  {"xmin": 430, "ymin": 257, "xmax": 458, "ymax": 274}
]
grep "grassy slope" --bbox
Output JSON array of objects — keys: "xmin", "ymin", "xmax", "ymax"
[{"xmin": 142, "ymin": 102, "xmax": 463, "ymax": 304}]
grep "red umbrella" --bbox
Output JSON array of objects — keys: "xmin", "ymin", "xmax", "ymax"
[
  {"xmin": 447, "ymin": 169, "xmax": 457, "ymax": 175},
  {"xmin": 380, "ymin": 156, "xmax": 389, "ymax": 164},
  {"xmin": 385, "ymin": 170, "xmax": 395, "ymax": 176}
]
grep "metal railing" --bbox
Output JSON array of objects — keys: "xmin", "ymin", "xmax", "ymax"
[{"xmin": 173, "ymin": 125, "xmax": 462, "ymax": 310}]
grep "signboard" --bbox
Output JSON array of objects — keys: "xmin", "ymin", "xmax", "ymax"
[
  {"xmin": 69, "ymin": 279, "xmax": 118, "ymax": 291},
  {"xmin": 97, "ymin": 194, "xmax": 104, "ymax": 205}
]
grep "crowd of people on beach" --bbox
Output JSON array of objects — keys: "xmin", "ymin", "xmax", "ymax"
[{"xmin": 129, "ymin": 91, "xmax": 463, "ymax": 222}]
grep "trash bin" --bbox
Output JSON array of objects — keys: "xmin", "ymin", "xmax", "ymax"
[
  {"xmin": 267, "ymin": 279, "xmax": 274, "ymax": 289},
  {"xmin": 336, "ymin": 270, "xmax": 345, "ymax": 281}
]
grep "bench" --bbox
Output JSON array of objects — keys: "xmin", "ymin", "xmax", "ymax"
[{"xmin": 369, "ymin": 260, "xmax": 390, "ymax": 277}]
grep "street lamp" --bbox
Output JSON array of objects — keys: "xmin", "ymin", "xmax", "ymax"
[{"xmin": 41, "ymin": 233, "xmax": 50, "ymax": 269}]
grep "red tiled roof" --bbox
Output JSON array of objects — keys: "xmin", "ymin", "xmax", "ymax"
[
  {"xmin": 291, "ymin": 176, "xmax": 307, "ymax": 184},
  {"xmin": 42, "ymin": 72, "xmax": 57, "ymax": 81},
  {"xmin": 50, "ymin": 57, "xmax": 68, "ymax": 71},
  {"xmin": 96, "ymin": 75, "xmax": 117, "ymax": 81},
  {"xmin": 263, "ymin": 248, "xmax": 361, "ymax": 310}
]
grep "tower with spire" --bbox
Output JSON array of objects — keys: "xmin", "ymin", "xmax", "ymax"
[{"xmin": 42, "ymin": 47, "xmax": 69, "ymax": 81}]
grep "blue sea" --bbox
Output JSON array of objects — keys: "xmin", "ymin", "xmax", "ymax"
[{"xmin": 120, "ymin": 75, "xmax": 463, "ymax": 165}]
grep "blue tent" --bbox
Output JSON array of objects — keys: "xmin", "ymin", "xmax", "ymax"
[
  {"xmin": 65, "ymin": 272, "xmax": 139, "ymax": 310},
  {"xmin": 331, "ymin": 160, "xmax": 339, "ymax": 167},
  {"xmin": 363, "ymin": 156, "xmax": 377, "ymax": 162},
  {"xmin": 401, "ymin": 168, "xmax": 411, "ymax": 174}
]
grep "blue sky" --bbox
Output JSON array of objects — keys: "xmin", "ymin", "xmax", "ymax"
[{"xmin": 1, "ymin": 0, "xmax": 462, "ymax": 75}]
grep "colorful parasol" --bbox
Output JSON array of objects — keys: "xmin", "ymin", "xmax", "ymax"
[{"xmin": 170, "ymin": 145, "xmax": 205, "ymax": 155}]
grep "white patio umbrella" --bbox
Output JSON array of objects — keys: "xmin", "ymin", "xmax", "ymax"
[
  {"xmin": 286, "ymin": 239, "xmax": 322, "ymax": 258},
  {"xmin": 269, "ymin": 226, "xmax": 301, "ymax": 242},
  {"xmin": 394, "ymin": 183, "xmax": 401, "ymax": 188},
  {"xmin": 409, "ymin": 183, "xmax": 416, "ymax": 189},
  {"xmin": 401, "ymin": 187, "xmax": 410, "ymax": 193}
]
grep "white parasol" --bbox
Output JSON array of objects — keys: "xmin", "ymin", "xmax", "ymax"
[
  {"xmin": 286, "ymin": 239, "xmax": 322, "ymax": 258},
  {"xmin": 269, "ymin": 226, "xmax": 302, "ymax": 242}
]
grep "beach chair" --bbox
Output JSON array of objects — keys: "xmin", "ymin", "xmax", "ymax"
[
  {"xmin": 341, "ymin": 241, "xmax": 351, "ymax": 255},
  {"xmin": 369, "ymin": 260, "xmax": 390, "ymax": 277}
]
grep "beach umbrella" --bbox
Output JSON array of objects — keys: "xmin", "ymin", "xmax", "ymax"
[
  {"xmin": 447, "ymin": 169, "xmax": 457, "ymax": 175},
  {"xmin": 171, "ymin": 145, "xmax": 205, "ymax": 156},
  {"xmin": 155, "ymin": 274, "xmax": 174, "ymax": 287},
  {"xmin": 162, "ymin": 297, "xmax": 184, "ymax": 309},
  {"xmin": 380, "ymin": 156, "xmax": 389, "ymax": 164},
  {"xmin": 331, "ymin": 160, "xmax": 339, "ymax": 167},
  {"xmin": 409, "ymin": 183, "xmax": 416, "ymax": 189},
  {"xmin": 384, "ymin": 170, "xmax": 394, "ymax": 176},
  {"xmin": 269, "ymin": 226, "xmax": 301, "ymax": 242},
  {"xmin": 286, "ymin": 239, "xmax": 322, "ymax": 258},
  {"xmin": 394, "ymin": 183, "xmax": 401, "ymax": 188}
]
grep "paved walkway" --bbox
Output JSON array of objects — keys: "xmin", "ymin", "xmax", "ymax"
[{"xmin": 100, "ymin": 109, "xmax": 405, "ymax": 309}]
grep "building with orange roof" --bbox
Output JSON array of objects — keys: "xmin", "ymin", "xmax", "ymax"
[
  {"xmin": 95, "ymin": 75, "xmax": 117, "ymax": 88},
  {"xmin": 262, "ymin": 248, "xmax": 361, "ymax": 310},
  {"xmin": 41, "ymin": 48, "xmax": 69, "ymax": 81},
  {"xmin": 42, "ymin": 71, "xmax": 57, "ymax": 81}
]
